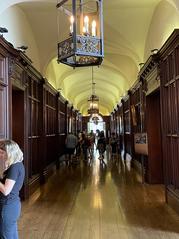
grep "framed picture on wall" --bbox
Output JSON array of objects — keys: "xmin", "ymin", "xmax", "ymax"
[{"xmin": 134, "ymin": 133, "xmax": 148, "ymax": 155}]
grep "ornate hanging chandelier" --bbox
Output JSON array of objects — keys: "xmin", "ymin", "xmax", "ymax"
[
  {"xmin": 56, "ymin": 0, "xmax": 104, "ymax": 67},
  {"xmin": 88, "ymin": 67, "xmax": 99, "ymax": 118},
  {"xmin": 88, "ymin": 94, "xmax": 99, "ymax": 114}
]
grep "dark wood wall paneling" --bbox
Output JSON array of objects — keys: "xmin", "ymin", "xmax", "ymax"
[
  {"xmin": 131, "ymin": 86, "xmax": 141, "ymax": 133},
  {"xmin": 44, "ymin": 84, "xmax": 58, "ymax": 167},
  {"xmin": 159, "ymin": 30, "xmax": 179, "ymax": 209},
  {"xmin": 110, "ymin": 114, "xmax": 115, "ymax": 133},
  {"xmin": 58, "ymin": 95, "xmax": 66, "ymax": 157},
  {"xmin": 0, "ymin": 40, "xmax": 9, "ymax": 182},
  {"xmin": 0, "ymin": 36, "xmax": 70, "ymax": 199},
  {"xmin": 118, "ymin": 104, "xmax": 125, "ymax": 153},
  {"xmin": 146, "ymin": 91, "xmax": 163, "ymax": 183},
  {"xmin": 130, "ymin": 83, "xmax": 143, "ymax": 166},
  {"xmin": 110, "ymin": 30, "xmax": 179, "ymax": 214},
  {"xmin": 123, "ymin": 96, "xmax": 132, "ymax": 156},
  {"xmin": 66, "ymin": 104, "xmax": 71, "ymax": 133},
  {"xmin": 111, "ymin": 110, "xmax": 118, "ymax": 135},
  {"xmin": 0, "ymin": 51, "xmax": 8, "ymax": 139},
  {"xmin": 71, "ymin": 108, "xmax": 76, "ymax": 134},
  {"xmin": 111, "ymin": 46, "xmax": 163, "ymax": 184},
  {"xmin": 139, "ymin": 55, "xmax": 163, "ymax": 184},
  {"xmin": 27, "ymin": 73, "xmax": 42, "ymax": 178},
  {"xmin": 76, "ymin": 114, "xmax": 82, "ymax": 133}
]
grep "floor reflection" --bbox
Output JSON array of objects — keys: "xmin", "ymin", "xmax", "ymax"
[{"xmin": 19, "ymin": 147, "xmax": 179, "ymax": 239}]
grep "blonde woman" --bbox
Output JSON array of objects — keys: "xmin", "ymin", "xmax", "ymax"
[{"xmin": 0, "ymin": 140, "xmax": 25, "ymax": 239}]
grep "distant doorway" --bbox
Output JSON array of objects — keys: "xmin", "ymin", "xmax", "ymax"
[{"xmin": 87, "ymin": 115, "xmax": 106, "ymax": 134}]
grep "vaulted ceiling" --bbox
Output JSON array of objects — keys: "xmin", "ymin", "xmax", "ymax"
[{"xmin": 0, "ymin": 0, "xmax": 179, "ymax": 115}]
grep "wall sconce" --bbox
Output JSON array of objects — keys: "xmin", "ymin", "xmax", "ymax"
[
  {"xmin": 151, "ymin": 49, "xmax": 158, "ymax": 55},
  {"xmin": 139, "ymin": 63, "xmax": 144, "ymax": 69},
  {"xmin": 17, "ymin": 45, "xmax": 28, "ymax": 53},
  {"xmin": 0, "ymin": 27, "xmax": 8, "ymax": 36}
]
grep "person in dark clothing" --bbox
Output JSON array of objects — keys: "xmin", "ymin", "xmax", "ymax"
[
  {"xmin": 75, "ymin": 132, "xmax": 82, "ymax": 161},
  {"xmin": 97, "ymin": 131, "xmax": 106, "ymax": 164},
  {"xmin": 0, "ymin": 140, "xmax": 25, "ymax": 239},
  {"xmin": 65, "ymin": 133, "xmax": 78, "ymax": 164},
  {"xmin": 81, "ymin": 133, "xmax": 89, "ymax": 162},
  {"xmin": 110, "ymin": 132, "xmax": 118, "ymax": 160}
]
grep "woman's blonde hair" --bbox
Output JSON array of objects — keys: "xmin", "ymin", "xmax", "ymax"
[{"xmin": 0, "ymin": 140, "xmax": 23, "ymax": 170}]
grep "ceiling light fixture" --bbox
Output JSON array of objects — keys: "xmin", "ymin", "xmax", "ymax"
[
  {"xmin": 88, "ymin": 66, "xmax": 99, "ymax": 125},
  {"xmin": 56, "ymin": 0, "xmax": 104, "ymax": 67}
]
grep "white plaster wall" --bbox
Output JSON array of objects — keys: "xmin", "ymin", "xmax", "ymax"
[
  {"xmin": 144, "ymin": 0, "xmax": 179, "ymax": 61},
  {"xmin": 0, "ymin": 5, "xmax": 40, "ymax": 71}
]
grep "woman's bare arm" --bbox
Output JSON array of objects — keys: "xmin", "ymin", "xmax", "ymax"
[{"xmin": 0, "ymin": 179, "xmax": 15, "ymax": 196}]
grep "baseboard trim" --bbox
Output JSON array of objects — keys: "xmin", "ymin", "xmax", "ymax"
[
  {"xmin": 167, "ymin": 187, "xmax": 179, "ymax": 214},
  {"xmin": 28, "ymin": 162, "xmax": 57, "ymax": 197}
]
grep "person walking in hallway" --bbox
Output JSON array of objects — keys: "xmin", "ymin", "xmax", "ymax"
[
  {"xmin": 109, "ymin": 132, "xmax": 118, "ymax": 162},
  {"xmin": 97, "ymin": 131, "xmax": 106, "ymax": 164},
  {"xmin": 0, "ymin": 140, "xmax": 25, "ymax": 239},
  {"xmin": 65, "ymin": 132, "xmax": 78, "ymax": 164}
]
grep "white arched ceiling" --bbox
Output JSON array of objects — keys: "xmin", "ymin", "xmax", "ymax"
[
  {"xmin": 144, "ymin": 0, "xmax": 179, "ymax": 60},
  {"xmin": 0, "ymin": 0, "xmax": 179, "ymax": 115},
  {"xmin": 0, "ymin": 5, "xmax": 41, "ymax": 70}
]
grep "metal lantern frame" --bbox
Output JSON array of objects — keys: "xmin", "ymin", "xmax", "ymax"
[
  {"xmin": 87, "ymin": 94, "xmax": 99, "ymax": 114},
  {"xmin": 87, "ymin": 66, "xmax": 99, "ymax": 115},
  {"xmin": 56, "ymin": 0, "xmax": 104, "ymax": 67}
]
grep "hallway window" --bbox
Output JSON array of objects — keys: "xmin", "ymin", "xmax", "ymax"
[{"xmin": 88, "ymin": 115, "xmax": 105, "ymax": 134}]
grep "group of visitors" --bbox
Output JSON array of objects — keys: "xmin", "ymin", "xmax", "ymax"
[
  {"xmin": 65, "ymin": 130, "xmax": 119, "ymax": 165},
  {"xmin": 65, "ymin": 130, "xmax": 95, "ymax": 164},
  {"xmin": 97, "ymin": 131, "xmax": 119, "ymax": 164}
]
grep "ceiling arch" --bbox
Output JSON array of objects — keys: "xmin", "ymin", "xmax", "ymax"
[
  {"xmin": 66, "ymin": 80, "xmax": 119, "ymax": 104},
  {"xmin": 51, "ymin": 58, "xmax": 131, "ymax": 88},
  {"xmin": 63, "ymin": 69, "xmax": 124, "ymax": 95},
  {"xmin": 75, "ymin": 89, "xmax": 117, "ymax": 109}
]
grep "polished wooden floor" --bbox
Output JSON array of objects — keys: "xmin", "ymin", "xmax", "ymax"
[{"xmin": 19, "ymin": 151, "xmax": 179, "ymax": 239}]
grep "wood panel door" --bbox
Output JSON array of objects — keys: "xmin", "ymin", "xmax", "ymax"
[
  {"xmin": 12, "ymin": 88, "xmax": 25, "ymax": 149},
  {"xmin": 146, "ymin": 91, "xmax": 163, "ymax": 183},
  {"xmin": 12, "ymin": 87, "xmax": 27, "ymax": 199}
]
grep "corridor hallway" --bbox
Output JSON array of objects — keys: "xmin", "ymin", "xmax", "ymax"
[{"xmin": 19, "ymin": 153, "xmax": 179, "ymax": 239}]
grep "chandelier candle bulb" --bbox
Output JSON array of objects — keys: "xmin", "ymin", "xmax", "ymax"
[
  {"xmin": 92, "ymin": 20, "xmax": 96, "ymax": 37},
  {"xmin": 84, "ymin": 16, "xmax": 89, "ymax": 35},
  {"xmin": 70, "ymin": 15, "xmax": 74, "ymax": 34},
  {"xmin": 82, "ymin": 26, "xmax": 86, "ymax": 34}
]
